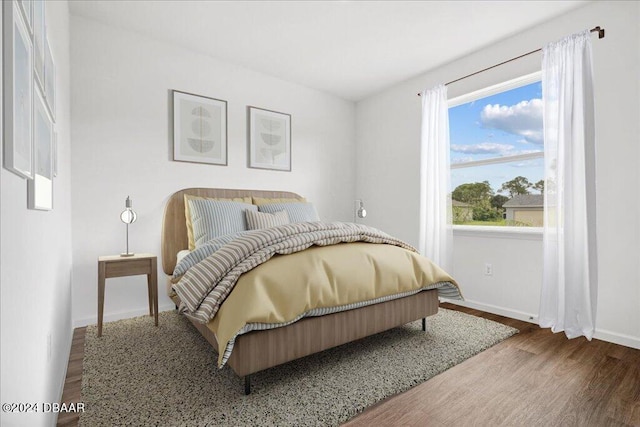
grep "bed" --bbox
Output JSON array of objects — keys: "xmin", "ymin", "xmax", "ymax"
[{"xmin": 162, "ymin": 187, "xmax": 461, "ymax": 394}]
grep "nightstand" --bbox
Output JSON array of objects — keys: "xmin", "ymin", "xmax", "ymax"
[{"xmin": 98, "ymin": 253, "xmax": 158, "ymax": 337}]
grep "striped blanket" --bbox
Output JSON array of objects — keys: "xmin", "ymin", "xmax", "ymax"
[{"xmin": 172, "ymin": 222, "xmax": 459, "ymax": 324}]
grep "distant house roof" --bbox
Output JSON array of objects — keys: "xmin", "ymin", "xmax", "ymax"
[
  {"xmin": 452, "ymin": 200, "xmax": 471, "ymax": 207},
  {"xmin": 503, "ymin": 194, "xmax": 544, "ymax": 208}
]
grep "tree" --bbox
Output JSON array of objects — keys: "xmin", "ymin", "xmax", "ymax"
[
  {"xmin": 499, "ymin": 176, "xmax": 532, "ymax": 197},
  {"xmin": 452, "ymin": 181, "xmax": 494, "ymax": 204},
  {"xmin": 533, "ymin": 179, "xmax": 544, "ymax": 194},
  {"xmin": 452, "ymin": 182, "xmax": 502, "ymax": 222},
  {"xmin": 491, "ymin": 194, "xmax": 510, "ymax": 210},
  {"xmin": 472, "ymin": 203, "xmax": 502, "ymax": 221}
]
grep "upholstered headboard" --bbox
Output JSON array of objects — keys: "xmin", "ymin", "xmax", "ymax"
[{"xmin": 161, "ymin": 188, "xmax": 303, "ymax": 275}]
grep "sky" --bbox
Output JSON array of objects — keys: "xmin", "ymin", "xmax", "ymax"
[{"xmin": 449, "ymin": 81, "xmax": 544, "ymax": 195}]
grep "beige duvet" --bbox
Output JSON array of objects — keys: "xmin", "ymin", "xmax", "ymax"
[{"xmin": 208, "ymin": 242, "xmax": 460, "ymax": 366}]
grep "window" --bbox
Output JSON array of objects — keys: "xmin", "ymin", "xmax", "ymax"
[{"xmin": 449, "ymin": 73, "xmax": 544, "ymax": 227}]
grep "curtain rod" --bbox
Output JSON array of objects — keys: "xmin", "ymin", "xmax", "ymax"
[{"xmin": 417, "ymin": 26, "xmax": 605, "ymax": 96}]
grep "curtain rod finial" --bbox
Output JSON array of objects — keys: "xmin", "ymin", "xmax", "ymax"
[{"xmin": 593, "ymin": 26, "xmax": 605, "ymax": 39}]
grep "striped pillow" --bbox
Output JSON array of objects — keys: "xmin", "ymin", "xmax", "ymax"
[
  {"xmin": 184, "ymin": 195, "xmax": 253, "ymax": 250},
  {"xmin": 245, "ymin": 210, "xmax": 290, "ymax": 230},
  {"xmin": 258, "ymin": 202, "xmax": 320, "ymax": 223},
  {"xmin": 188, "ymin": 199, "xmax": 257, "ymax": 247}
]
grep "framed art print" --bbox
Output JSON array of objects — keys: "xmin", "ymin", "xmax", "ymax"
[
  {"xmin": 17, "ymin": 0, "xmax": 32, "ymax": 33},
  {"xmin": 32, "ymin": 0, "xmax": 44, "ymax": 91},
  {"xmin": 44, "ymin": 36, "xmax": 55, "ymax": 120},
  {"xmin": 28, "ymin": 87, "xmax": 53, "ymax": 210},
  {"xmin": 172, "ymin": 90, "xmax": 227, "ymax": 166},
  {"xmin": 53, "ymin": 131, "xmax": 58, "ymax": 177},
  {"xmin": 247, "ymin": 106, "xmax": 291, "ymax": 171},
  {"xmin": 3, "ymin": 0, "xmax": 34, "ymax": 179}
]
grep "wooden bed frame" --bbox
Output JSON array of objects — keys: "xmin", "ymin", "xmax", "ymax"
[{"xmin": 161, "ymin": 188, "xmax": 440, "ymax": 394}]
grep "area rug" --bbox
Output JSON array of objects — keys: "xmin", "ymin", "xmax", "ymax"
[{"xmin": 80, "ymin": 308, "xmax": 517, "ymax": 426}]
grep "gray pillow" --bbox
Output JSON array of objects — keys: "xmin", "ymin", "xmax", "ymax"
[
  {"xmin": 245, "ymin": 210, "xmax": 290, "ymax": 230},
  {"xmin": 188, "ymin": 199, "xmax": 257, "ymax": 247},
  {"xmin": 258, "ymin": 202, "xmax": 320, "ymax": 223}
]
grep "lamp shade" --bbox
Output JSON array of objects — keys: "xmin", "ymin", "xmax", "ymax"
[
  {"xmin": 120, "ymin": 209, "xmax": 137, "ymax": 224},
  {"xmin": 120, "ymin": 196, "xmax": 137, "ymax": 224}
]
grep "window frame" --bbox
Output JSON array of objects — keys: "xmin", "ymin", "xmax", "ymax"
[{"xmin": 448, "ymin": 71, "xmax": 544, "ymax": 235}]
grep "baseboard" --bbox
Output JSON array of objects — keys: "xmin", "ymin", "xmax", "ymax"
[
  {"xmin": 441, "ymin": 298, "xmax": 538, "ymax": 324},
  {"xmin": 593, "ymin": 328, "xmax": 640, "ymax": 350},
  {"xmin": 442, "ymin": 298, "xmax": 640, "ymax": 350},
  {"xmin": 73, "ymin": 303, "xmax": 176, "ymax": 328}
]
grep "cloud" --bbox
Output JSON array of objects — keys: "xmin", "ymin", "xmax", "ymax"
[
  {"xmin": 510, "ymin": 161, "xmax": 537, "ymax": 168},
  {"xmin": 451, "ymin": 142, "xmax": 515, "ymax": 155},
  {"xmin": 480, "ymin": 99, "xmax": 543, "ymax": 144}
]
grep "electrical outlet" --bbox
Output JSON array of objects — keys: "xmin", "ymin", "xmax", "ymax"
[{"xmin": 484, "ymin": 263, "xmax": 493, "ymax": 276}]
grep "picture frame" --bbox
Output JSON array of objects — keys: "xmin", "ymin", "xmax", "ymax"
[
  {"xmin": 44, "ymin": 36, "xmax": 55, "ymax": 120},
  {"xmin": 53, "ymin": 131, "xmax": 57, "ymax": 177},
  {"xmin": 17, "ymin": 0, "xmax": 32, "ymax": 34},
  {"xmin": 3, "ymin": 0, "xmax": 34, "ymax": 179},
  {"xmin": 247, "ymin": 106, "xmax": 291, "ymax": 172},
  {"xmin": 28, "ymin": 86, "xmax": 53, "ymax": 210},
  {"xmin": 32, "ymin": 0, "xmax": 44, "ymax": 91},
  {"xmin": 172, "ymin": 90, "xmax": 227, "ymax": 166}
]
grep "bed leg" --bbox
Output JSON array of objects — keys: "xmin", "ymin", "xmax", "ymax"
[
  {"xmin": 422, "ymin": 318, "xmax": 426, "ymax": 332},
  {"xmin": 244, "ymin": 375, "xmax": 251, "ymax": 395}
]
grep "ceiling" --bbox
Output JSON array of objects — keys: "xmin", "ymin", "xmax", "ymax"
[{"xmin": 69, "ymin": 1, "xmax": 589, "ymax": 101}]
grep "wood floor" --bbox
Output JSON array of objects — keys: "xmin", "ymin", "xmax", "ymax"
[
  {"xmin": 57, "ymin": 303, "xmax": 640, "ymax": 426},
  {"xmin": 57, "ymin": 327, "xmax": 86, "ymax": 427}
]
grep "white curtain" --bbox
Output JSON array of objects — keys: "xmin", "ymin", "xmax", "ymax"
[
  {"xmin": 419, "ymin": 84, "xmax": 453, "ymax": 273},
  {"xmin": 539, "ymin": 30, "xmax": 598, "ymax": 339}
]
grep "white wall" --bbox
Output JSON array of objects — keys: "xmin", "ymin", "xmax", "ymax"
[
  {"xmin": 1, "ymin": 2, "xmax": 73, "ymax": 426},
  {"xmin": 70, "ymin": 16, "xmax": 356, "ymax": 326},
  {"xmin": 356, "ymin": 1, "xmax": 640, "ymax": 349}
]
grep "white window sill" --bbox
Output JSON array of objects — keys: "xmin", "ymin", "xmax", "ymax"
[{"xmin": 453, "ymin": 225, "xmax": 543, "ymax": 240}]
